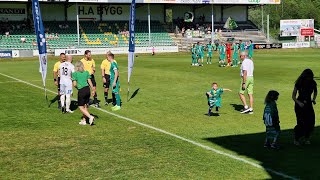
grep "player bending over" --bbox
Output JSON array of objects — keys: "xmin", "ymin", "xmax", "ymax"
[
  {"xmin": 59, "ymin": 55, "xmax": 75, "ymax": 113},
  {"xmin": 263, "ymin": 90, "xmax": 280, "ymax": 149},
  {"xmin": 206, "ymin": 82, "xmax": 231, "ymax": 116}
]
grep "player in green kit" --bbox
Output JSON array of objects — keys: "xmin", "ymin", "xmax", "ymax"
[
  {"xmin": 232, "ymin": 42, "xmax": 239, "ymax": 67},
  {"xmin": 107, "ymin": 52, "xmax": 121, "ymax": 111},
  {"xmin": 218, "ymin": 42, "xmax": 226, "ymax": 67},
  {"xmin": 191, "ymin": 44, "xmax": 197, "ymax": 66},
  {"xmin": 199, "ymin": 42, "xmax": 205, "ymax": 66},
  {"xmin": 239, "ymin": 40, "xmax": 246, "ymax": 53},
  {"xmin": 248, "ymin": 40, "xmax": 254, "ymax": 59},
  {"xmin": 206, "ymin": 82, "xmax": 232, "ymax": 116},
  {"xmin": 206, "ymin": 41, "xmax": 213, "ymax": 64}
]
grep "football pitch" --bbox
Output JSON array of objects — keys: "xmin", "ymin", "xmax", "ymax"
[{"xmin": 1, "ymin": 49, "xmax": 320, "ymax": 179}]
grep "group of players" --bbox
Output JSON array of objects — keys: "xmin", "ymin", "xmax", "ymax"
[
  {"xmin": 191, "ymin": 40, "xmax": 254, "ymax": 67},
  {"xmin": 53, "ymin": 50, "xmax": 122, "ymax": 117}
]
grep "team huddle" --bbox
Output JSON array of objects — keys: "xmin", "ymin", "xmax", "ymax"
[
  {"xmin": 191, "ymin": 40, "xmax": 254, "ymax": 67},
  {"xmin": 53, "ymin": 50, "xmax": 121, "ymax": 126}
]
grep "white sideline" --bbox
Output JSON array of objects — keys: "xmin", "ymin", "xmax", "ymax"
[{"xmin": 0, "ymin": 72, "xmax": 297, "ymax": 180}]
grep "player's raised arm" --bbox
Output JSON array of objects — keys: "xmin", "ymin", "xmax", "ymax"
[{"xmin": 223, "ymin": 88, "xmax": 232, "ymax": 92}]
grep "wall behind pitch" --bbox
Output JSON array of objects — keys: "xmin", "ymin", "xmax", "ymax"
[
  {"xmin": 0, "ymin": 3, "xmax": 27, "ymax": 21},
  {"xmin": 41, "ymin": 4, "xmax": 65, "ymax": 21},
  {"xmin": 223, "ymin": 6, "xmax": 246, "ymax": 22},
  {"xmin": 66, "ymin": 4, "xmax": 164, "ymax": 22}
]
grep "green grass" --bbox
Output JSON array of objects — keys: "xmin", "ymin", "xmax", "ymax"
[{"xmin": 1, "ymin": 48, "xmax": 320, "ymax": 179}]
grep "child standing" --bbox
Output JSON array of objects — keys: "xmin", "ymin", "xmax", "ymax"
[
  {"xmin": 206, "ymin": 82, "xmax": 231, "ymax": 116},
  {"xmin": 263, "ymin": 90, "xmax": 280, "ymax": 149}
]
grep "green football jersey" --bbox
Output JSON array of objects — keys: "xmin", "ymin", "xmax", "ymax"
[
  {"xmin": 218, "ymin": 45, "xmax": 226, "ymax": 55},
  {"xmin": 208, "ymin": 88, "xmax": 224, "ymax": 107},
  {"xmin": 207, "ymin": 44, "xmax": 213, "ymax": 52},
  {"xmin": 110, "ymin": 61, "xmax": 119, "ymax": 81},
  {"xmin": 240, "ymin": 43, "xmax": 245, "ymax": 51},
  {"xmin": 233, "ymin": 44, "xmax": 239, "ymax": 54}
]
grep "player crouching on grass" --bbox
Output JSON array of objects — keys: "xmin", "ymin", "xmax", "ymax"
[
  {"xmin": 206, "ymin": 82, "xmax": 232, "ymax": 116},
  {"xmin": 263, "ymin": 90, "xmax": 280, "ymax": 149},
  {"xmin": 72, "ymin": 61, "xmax": 95, "ymax": 126},
  {"xmin": 107, "ymin": 52, "xmax": 121, "ymax": 111}
]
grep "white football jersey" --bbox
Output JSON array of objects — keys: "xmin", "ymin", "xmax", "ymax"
[{"xmin": 59, "ymin": 62, "xmax": 74, "ymax": 85}]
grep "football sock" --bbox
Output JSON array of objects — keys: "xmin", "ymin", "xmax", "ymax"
[
  {"xmin": 66, "ymin": 94, "xmax": 71, "ymax": 110},
  {"xmin": 60, "ymin": 95, "xmax": 65, "ymax": 108},
  {"xmin": 115, "ymin": 93, "xmax": 121, "ymax": 106}
]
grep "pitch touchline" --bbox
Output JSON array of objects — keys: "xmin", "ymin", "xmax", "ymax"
[{"xmin": 0, "ymin": 72, "xmax": 297, "ymax": 180}]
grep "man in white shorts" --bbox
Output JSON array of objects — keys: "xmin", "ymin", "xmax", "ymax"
[{"xmin": 59, "ymin": 55, "xmax": 75, "ymax": 113}]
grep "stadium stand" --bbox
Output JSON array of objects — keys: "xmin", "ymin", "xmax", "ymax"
[{"xmin": 0, "ymin": 20, "xmax": 175, "ymax": 50}]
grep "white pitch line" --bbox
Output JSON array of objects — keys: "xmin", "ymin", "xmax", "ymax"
[
  {"xmin": 0, "ymin": 80, "xmax": 42, "ymax": 84},
  {"xmin": 0, "ymin": 72, "xmax": 297, "ymax": 180}
]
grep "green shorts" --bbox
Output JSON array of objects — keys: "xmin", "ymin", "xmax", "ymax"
[
  {"xmin": 239, "ymin": 77, "xmax": 254, "ymax": 94},
  {"xmin": 207, "ymin": 52, "xmax": 212, "ymax": 58},
  {"xmin": 199, "ymin": 53, "xmax": 204, "ymax": 59}
]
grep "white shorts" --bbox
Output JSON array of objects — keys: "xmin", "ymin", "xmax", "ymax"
[{"xmin": 60, "ymin": 84, "xmax": 73, "ymax": 95}]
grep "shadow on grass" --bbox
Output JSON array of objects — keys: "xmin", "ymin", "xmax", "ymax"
[
  {"xmin": 314, "ymin": 77, "xmax": 320, "ymax": 81},
  {"xmin": 48, "ymin": 95, "xmax": 59, "ymax": 108},
  {"xmin": 128, "ymin": 88, "xmax": 140, "ymax": 102},
  {"xmin": 204, "ymin": 113, "xmax": 220, "ymax": 117},
  {"xmin": 230, "ymin": 104, "xmax": 243, "ymax": 112},
  {"xmin": 203, "ymin": 126, "xmax": 320, "ymax": 179}
]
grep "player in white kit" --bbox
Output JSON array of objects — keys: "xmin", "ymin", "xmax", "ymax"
[{"xmin": 59, "ymin": 55, "xmax": 75, "ymax": 113}]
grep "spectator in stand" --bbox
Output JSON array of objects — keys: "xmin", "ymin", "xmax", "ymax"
[
  {"xmin": 5, "ymin": 31, "xmax": 10, "ymax": 37},
  {"xmin": 55, "ymin": 33, "xmax": 59, "ymax": 39},
  {"xmin": 182, "ymin": 27, "xmax": 185, "ymax": 37},
  {"xmin": 32, "ymin": 39, "xmax": 37, "ymax": 46},
  {"xmin": 20, "ymin": 37, "xmax": 26, "ymax": 43}
]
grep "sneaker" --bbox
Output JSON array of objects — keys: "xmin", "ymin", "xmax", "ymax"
[
  {"xmin": 61, "ymin": 106, "xmax": 66, "ymax": 114},
  {"xmin": 294, "ymin": 140, "xmax": 300, "ymax": 146},
  {"xmin": 271, "ymin": 143, "xmax": 280, "ymax": 150},
  {"xmin": 89, "ymin": 116, "xmax": 95, "ymax": 126},
  {"xmin": 104, "ymin": 102, "xmax": 109, "ymax": 106},
  {"xmin": 206, "ymin": 62, "xmax": 208, "ymax": 64},
  {"xmin": 94, "ymin": 103, "xmax": 100, "ymax": 108},
  {"xmin": 112, "ymin": 105, "xmax": 121, "ymax": 111},
  {"xmin": 240, "ymin": 107, "xmax": 251, "ymax": 114},
  {"xmin": 66, "ymin": 109, "xmax": 74, "ymax": 113},
  {"xmin": 248, "ymin": 109, "xmax": 254, "ymax": 114},
  {"xmin": 305, "ymin": 140, "xmax": 311, "ymax": 145},
  {"xmin": 264, "ymin": 142, "xmax": 270, "ymax": 148},
  {"xmin": 79, "ymin": 120, "xmax": 86, "ymax": 125}
]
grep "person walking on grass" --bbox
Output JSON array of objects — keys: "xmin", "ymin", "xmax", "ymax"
[
  {"xmin": 72, "ymin": 61, "xmax": 95, "ymax": 126},
  {"xmin": 292, "ymin": 69, "xmax": 317, "ymax": 145},
  {"xmin": 239, "ymin": 51, "xmax": 254, "ymax": 114}
]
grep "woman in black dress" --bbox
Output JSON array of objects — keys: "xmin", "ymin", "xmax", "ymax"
[{"xmin": 292, "ymin": 69, "xmax": 317, "ymax": 145}]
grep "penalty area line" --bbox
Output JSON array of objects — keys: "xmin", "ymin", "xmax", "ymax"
[{"xmin": 0, "ymin": 72, "xmax": 298, "ymax": 180}]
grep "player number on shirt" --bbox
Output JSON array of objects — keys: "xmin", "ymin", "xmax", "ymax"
[
  {"xmin": 264, "ymin": 113, "xmax": 273, "ymax": 126},
  {"xmin": 62, "ymin": 67, "xmax": 68, "ymax": 76}
]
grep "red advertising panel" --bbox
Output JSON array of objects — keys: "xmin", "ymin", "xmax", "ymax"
[{"xmin": 301, "ymin": 28, "xmax": 314, "ymax": 36}]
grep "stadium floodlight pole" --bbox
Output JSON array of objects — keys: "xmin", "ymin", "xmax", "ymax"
[
  {"xmin": 211, "ymin": 4, "xmax": 214, "ymax": 43},
  {"xmin": 148, "ymin": 3, "xmax": 151, "ymax": 47},
  {"xmin": 76, "ymin": 3, "xmax": 80, "ymax": 46},
  {"xmin": 267, "ymin": 14, "xmax": 270, "ymax": 42},
  {"xmin": 261, "ymin": 5, "xmax": 264, "ymax": 33}
]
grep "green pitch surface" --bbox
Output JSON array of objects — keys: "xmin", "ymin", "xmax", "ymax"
[{"xmin": 1, "ymin": 49, "xmax": 320, "ymax": 179}]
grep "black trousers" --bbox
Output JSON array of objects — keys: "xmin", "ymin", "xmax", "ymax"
[{"xmin": 294, "ymin": 102, "xmax": 315, "ymax": 140}]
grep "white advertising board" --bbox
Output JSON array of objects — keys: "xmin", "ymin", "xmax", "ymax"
[
  {"xmin": 280, "ymin": 19, "xmax": 314, "ymax": 37},
  {"xmin": 282, "ymin": 42, "xmax": 310, "ymax": 49}
]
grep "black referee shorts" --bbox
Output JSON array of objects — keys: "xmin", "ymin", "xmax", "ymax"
[
  {"xmin": 78, "ymin": 86, "xmax": 90, "ymax": 106},
  {"xmin": 90, "ymin": 74, "xmax": 97, "ymax": 87},
  {"xmin": 103, "ymin": 74, "xmax": 111, "ymax": 88}
]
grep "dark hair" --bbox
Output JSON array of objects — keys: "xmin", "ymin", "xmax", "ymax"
[
  {"xmin": 60, "ymin": 53, "xmax": 65, "ymax": 56},
  {"xmin": 212, "ymin": 82, "xmax": 218, "ymax": 86},
  {"xmin": 265, "ymin": 90, "xmax": 279, "ymax": 104},
  {"xmin": 84, "ymin": 50, "xmax": 91, "ymax": 55},
  {"xmin": 295, "ymin": 69, "xmax": 315, "ymax": 89}
]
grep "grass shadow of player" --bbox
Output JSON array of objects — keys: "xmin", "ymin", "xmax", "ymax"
[
  {"xmin": 203, "ymin": 126, "xmax": 320, "ymax": 179},
  {"xmin": 204, "ymin": 113, "xmax": 220, "ymax": 117},
  {"xmin": 230, "ymin": 104, "xmax": 243, "ymax": 112},
  {"xmin": 48, "ymin": 95, "xmax": 59, "ymax": 108},
  {"xmin": 128, "ymin": 88, "xmax": 140, "ymax": 102}
]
